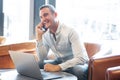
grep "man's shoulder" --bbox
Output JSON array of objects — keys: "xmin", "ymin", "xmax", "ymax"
[{"xmin": 61, "ymin": 23, "xmax": 75, "ymax": 30}]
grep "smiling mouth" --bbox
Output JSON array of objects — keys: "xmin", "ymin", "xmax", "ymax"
[
  {"xmin": 43, "ymin": 20, "xmax": 49, "ymax": 27},
  {"xmin": 43, "ymin": 22, "xmax": 46, "ymax": 25}
]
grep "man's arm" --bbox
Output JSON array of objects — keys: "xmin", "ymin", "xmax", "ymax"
[
  {"xmin": 59, "ymin": 29, "xmax": 89, "ymax": 70},
  {"xmin": 36, "ymin": 23, "xmax": 49, "ymax": 63}
]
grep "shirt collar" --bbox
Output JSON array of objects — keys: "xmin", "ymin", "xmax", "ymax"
[
  {"xmin": 48, "ymin": 21, "xmax": 62, "ymax": 35},
  {"xmin": 55, "ymin": 21, "xmax": 62, "ymax": 35}
]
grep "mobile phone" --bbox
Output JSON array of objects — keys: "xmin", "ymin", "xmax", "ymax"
[{"xmin": 42, "ymin": 25, "xmax": 47, "ymax": 32}]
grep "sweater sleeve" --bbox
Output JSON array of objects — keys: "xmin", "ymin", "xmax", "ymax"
[
  {"xmin": 36, "ymin": 39, "xmax": 49, "ymax": 63},
  {"xmin": 59, "ymin": 29, "xmax": 89, "ymax": 70}
]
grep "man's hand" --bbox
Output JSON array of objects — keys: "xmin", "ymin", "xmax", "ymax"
[
  {"xmin": 44, "ymin": 63, "xmax": 61, "ymax": 72},
  {"xmin": 35, "ymin": 23, "xmax": 45, "ymax": 41}
]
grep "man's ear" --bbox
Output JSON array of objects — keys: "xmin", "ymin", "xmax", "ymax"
[{"xmin": 54, "ymin": 12, "xmax": 57, "ymax": 17}]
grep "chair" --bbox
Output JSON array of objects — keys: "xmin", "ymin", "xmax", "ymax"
[
  {"xmin": 0, "ymin": 41, "xmax": 36, "ymax": 68},
  {"xmin": 89, "ymin": 54, "xmax": 120, "ymax": 80},
  {"xmin": 87, "ymin": 42, "xmax": 120, "ymax": 80},
  {"xmin": 105, "ymin": 66, "xmax": 120, "ymax": 80},
  {"xmin": 0, "ymin": 36, "xmax": 6, "ymax": 45}
]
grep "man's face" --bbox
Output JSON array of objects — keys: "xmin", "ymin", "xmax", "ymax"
[{"xmin": 39, "ymin": 8, "xmax": 56, "ymax": 28}]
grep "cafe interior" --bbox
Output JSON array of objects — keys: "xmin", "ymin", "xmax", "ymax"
[{"xmin": 0, "ymin": 0, "xmax": 120, "ymax": 80}]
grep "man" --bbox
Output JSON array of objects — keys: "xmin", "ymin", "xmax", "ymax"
[{"xmin": 36, "ymin": 4, "xmax": 89, "ymax": 80}]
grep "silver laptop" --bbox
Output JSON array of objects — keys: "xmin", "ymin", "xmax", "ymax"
[{"xmin": 9, "ymin": 51, "xmax": 62, "ymax": 80}]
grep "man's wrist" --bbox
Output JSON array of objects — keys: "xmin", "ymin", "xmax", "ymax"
[{"xmin": 56, "ymin": 65, "xmax": 62, "ymax": 71}]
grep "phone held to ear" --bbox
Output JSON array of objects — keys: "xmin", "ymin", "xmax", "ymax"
[{"xmin": 42, "ymin": 25, "xmax": 48, "ymax": 32}]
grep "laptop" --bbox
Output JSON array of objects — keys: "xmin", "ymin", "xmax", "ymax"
[{"xmin": 9, "ymin": 51, "xmax": 62, "ymax": 80}]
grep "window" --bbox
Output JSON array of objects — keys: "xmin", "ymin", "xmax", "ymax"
[
  {"xmin": 3, "ymin": 0, "xmax": 31, "ymax": 43},
  {"xmin": 56, "ymin": 0, "xmax": 120, "ymax": 42}
]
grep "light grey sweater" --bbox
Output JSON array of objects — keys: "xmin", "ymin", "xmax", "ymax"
[{"xmin": 36, "ymin": 22, "xmax": 89, "ymax": 70}]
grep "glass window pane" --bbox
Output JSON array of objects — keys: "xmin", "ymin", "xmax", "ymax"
[{"xmin": 3, "ymin": 0, "xmax": 30, "ymax": 43}]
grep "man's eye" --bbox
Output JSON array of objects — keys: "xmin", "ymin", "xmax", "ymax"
[{"xmin": 44, "ymin": 13, "xmax": 48, "ymax": 17}]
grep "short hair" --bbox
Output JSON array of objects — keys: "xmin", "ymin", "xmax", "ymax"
[{"xmin": 39, "ymin": 4, "xmax": 56, "ymax": 13}]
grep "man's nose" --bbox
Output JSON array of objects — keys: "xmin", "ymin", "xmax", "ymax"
[{"xmin": 41, "ymin": 17, "xmax": 46, "ymax": 22}]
